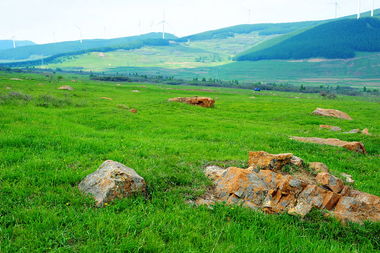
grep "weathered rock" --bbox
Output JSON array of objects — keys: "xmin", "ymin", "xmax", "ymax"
[
  {"xmin": 312, "ymin": 108, "xmax": 352, "ymax": 120},
  {"xmin": 131, "ymin": 90, "xmax": 140, "ymax": 93},
  {"xmin": 248, "ymin": 151, "xmax": 294, "ymax": 171},
  {"xmin": 320, "ymin": 125, "xmax": 342, "ymax": 131},
  {"xmin": 309, "ymin": 162, "xmax": 329, "ymax": 173},
  {"xmin": 316, "ymin": 172, "xmax": 344, "ymax": 193},
  {"xmin": 168, "ymin": 97, "xmax": 215, "ymax": 108},
  {"xmin": 341, "ymin": 173, "xmax": 355, "ymax": 184},
  {"xmin": 344, "ymin": 129, "xmax": 360, "ymax": 134},
  {"xmin": 10, "ymin": 78, "xmax": 23, "ymax": 81},
  {"xmin": 290, "ymin": 136, "xmax": 366, "ymax": 154},
  {"xmin": 100, "ymin": 97, "xmax": 112, "ymax": 100},
  {"xmin": 195, "ymin": 151, "xmax": 380, "ymax": 223},
  {"xmin": 58, "ymin": 85, "xmax": 74, "ymax": 91},
  {"xmin": 333, "ymin": 190, "xmax": 380, "ymax": 223},
  {"xmin": 78, "ymin": 160, "xmax": 146, "ymax": 206}
]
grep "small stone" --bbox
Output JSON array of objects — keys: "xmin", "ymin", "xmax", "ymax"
[
  {"xmin": 361, "ymin": 128, "xmax": 370, "ymax": 135},
  {"xmin": 341, "ymin": 173, "xmax": 355, "ymax": 184},
  {"xmin": 131, "ymin": 90, "xmax": 140, "ymax": 93},
  {"xmin": 100, "ymin": 97, "xmax": 112, "ymax": 100}
]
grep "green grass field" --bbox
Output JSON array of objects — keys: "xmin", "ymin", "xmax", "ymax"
[{"xmin": 1, "ymin": 72, "xmax": 379, "ymax": 252}]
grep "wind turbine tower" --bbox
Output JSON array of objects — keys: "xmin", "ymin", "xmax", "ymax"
[
  {"xmin": 334, "ymin": 1, "xmax": 338, "ymax": 18},
  {"xmin": 357, "ymin": 0, "xmax": 361, "ymax": 19},
  {"xmin": 371, "ymin": 0, "xmax": 375, "ymax": 16},
  {"xmin": 75, "ymin": 25, "xmax": 83, "ymax": 44},
  {"xmin": 158, "ymin": 11, "xmax": 167, "ymax": 39},
  {"xmin": 12, "ymin": 36, "xmax": 16, "ymax": 48}
]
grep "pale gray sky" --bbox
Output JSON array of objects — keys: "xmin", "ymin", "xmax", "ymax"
[{"xmin": 0, "ymin": 0, "xmax": 378, "ymax": 44}]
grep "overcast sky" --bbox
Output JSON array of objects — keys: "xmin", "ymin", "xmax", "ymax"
[{"xmin": 0, "ymin": 0, "xmax": 379, "ymax": 44}]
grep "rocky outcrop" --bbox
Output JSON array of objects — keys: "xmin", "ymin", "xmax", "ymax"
[
  {"xmin": 78, "ymin": 160, "xmax": 146, "ymax": 206},
  {"xmin": 168, "ymin": 97, "xmax": 215, "ymax": 108},
  {"xmin": 320, "ymin": 125, "xmax": 342, "ymax": 131},
  {"xmin": 57, "ymin": 85, "xmax": 74, "ymax": 91},
  {"xmin": 196, "ymin": 151, "xmax": 380, "ymax": 224},
  {"xmin": 290, "ymin": 137, "xmax": 366, "ymax": 154},
  {"xmin": 312, "ymin": 108, "xmax": 352, "ymax": 120}
]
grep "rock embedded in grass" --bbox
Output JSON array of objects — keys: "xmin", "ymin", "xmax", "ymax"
[
  {"xmin": 312, "ymin": 108, "xmax": 352, "ymax": 120},
  {"xmin": 290, "ymin": 136, "xmax": 366, "ymax": 154},
  {"xmin": 196, "ymin": 151, "xmax": 380, "ymax": 223},
  {"xmin": 168, "ymin": 96, "xmax": 215, "ymax": 108},
  {"xmin": 78, "ymin": 160, "xmax": 146, "ymax": 206},
  {"xmin": 57, "ymin": 85, "xmax": 74, "ymax": 91},
  {"xmin": 320, "ymin": 125, "xmax": 341, "ymax": 131}
]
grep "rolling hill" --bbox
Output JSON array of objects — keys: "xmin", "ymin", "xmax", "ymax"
[{"xmin": 237, "ymin": 17, "xmax": 380, "ymax": 61}]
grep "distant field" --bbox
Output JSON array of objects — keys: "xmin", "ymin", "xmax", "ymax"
[{"xmin": 0, "ymin": 71, "xmax": 379, "ymax": 251}]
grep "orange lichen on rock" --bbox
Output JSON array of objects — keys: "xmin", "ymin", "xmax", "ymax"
[
  {"xmin": 168, "ymin": 97, "xmax": 215, "ymax": 107},
  {"xmin": 195, "ymin": 151, "xmax": 379, "ymax": 224}
]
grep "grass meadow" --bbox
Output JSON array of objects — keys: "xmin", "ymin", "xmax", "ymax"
[{"xmin": 0, "ymin": 72, "xmax": 379, "ymax": 252}]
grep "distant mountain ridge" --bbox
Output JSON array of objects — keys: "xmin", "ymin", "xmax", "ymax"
[
  {"xmin": 0, "ymin": 40, "xmax": 35, "ymax": 50},
  {"xmin": 0, "ymin": 33, "xmax": 177, "ymax": 61}
]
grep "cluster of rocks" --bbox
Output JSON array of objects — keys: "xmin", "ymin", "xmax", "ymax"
[
  {"xmin": 292, "ymin": 108, "xmax": 368, "ymax": 154},
  {"xmin": 196, "ymin": 151, "xmax": 380, "ymax": 223},
  {"xmin": 168, "ymin": 97, "xmax": 215, "ymax": 108},
  {"xmin": 77, "ymin": 158, "xmax": 378, "ymax": 224}
]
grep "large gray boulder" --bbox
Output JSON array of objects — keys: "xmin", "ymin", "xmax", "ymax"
[{"xmin": 78, "ymin": 160, "xmax": 146, "ymax": 206}]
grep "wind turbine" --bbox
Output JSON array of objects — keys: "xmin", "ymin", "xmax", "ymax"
[
  {"xmin": 357, "ymin": 0, "xmax": 361, "ymax": 19},
  {"xmin": 158, "ymin": 11, "xmax": 167, "ymax": 39},
  {"xmin": 11, "ymin": 36, "xmax": 16, "ymax": 48},
  {"xmin": 248, "ymin": 9, "xmax": 252, "ymax": 24},
  {"xmin": 334, "ymin": 1, "xmax": 339, "ymax": 19},
  {"xmin": 75, "ymin": 25, "xmax": 83, "ymax": 44}
]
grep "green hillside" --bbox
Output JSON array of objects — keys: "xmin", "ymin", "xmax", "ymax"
[
  {"xmin": 0, "ymin": 33, "xmax": 177, "ymax": 61},
  {"xmin": 178, "ymin": 21, "xmax": 321, "ymax": 42},
  {"xmin": 237, "ymin": 17, "xmax": 380, "ymax": 61},
  {"xmin": 0, "ymin": 40, "xmax": 35, "ymax": 50}
]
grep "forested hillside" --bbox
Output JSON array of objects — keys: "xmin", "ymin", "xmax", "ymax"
[{"xmin": 237, "ymin": 18, "xmax": 380, "ymax": 61}]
